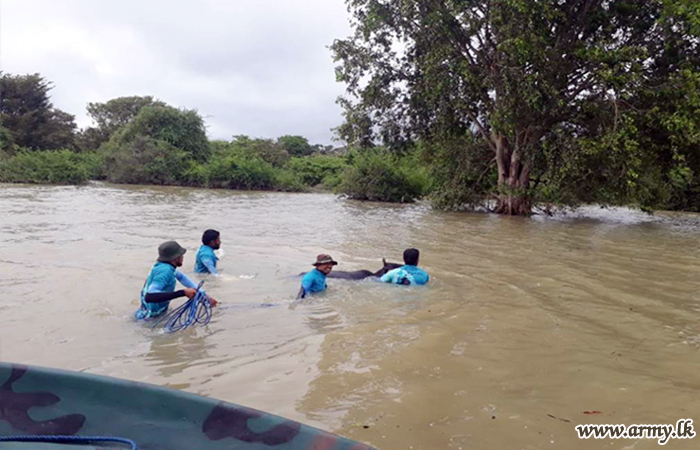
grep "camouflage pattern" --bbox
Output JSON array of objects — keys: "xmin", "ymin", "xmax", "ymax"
[{"xmin": 0, "ymin": 363, "xmax": 377, "ymax": 450}]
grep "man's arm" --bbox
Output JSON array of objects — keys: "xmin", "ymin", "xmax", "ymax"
[
  {"xmin": 202, "ymin": 257, "xmax": 219, "ymax": 275},
  {"xmin": 298, "ymin": 274, "xmax": 314, "ymax": 299},
  {"xmin": 175, "ymin": 270, "xmax": 218, "ymax": 306},
  {"xmin": 413, "ymin": 269, "xmax": 429, "ymax": 285},
  {"xmin": 380, "ymin": 268, "xmax": 398, "ymax": 284},
  {"xmin": 175, "ymin": 270, "xmax": 199, "ymax": 289},
  {"xmin": 145, "ymin": 290, "xmax": 187, "ymax": 303},
  {"xmin": 145, "ymin": 276, "xmax": 195, "ymax": 303},
  {"xmin": 420, "ymin": 273, "xmax": 429, "ymax": 285}
]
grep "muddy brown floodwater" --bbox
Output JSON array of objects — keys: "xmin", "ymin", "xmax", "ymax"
[{"xmin": 1, "ymin": 182, "xmax": 700, "ymax": 450}]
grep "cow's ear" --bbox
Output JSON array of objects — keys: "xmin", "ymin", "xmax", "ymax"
[{"xmin": 382, "ymin": 258, "xmax": 387, "ymax": 266}]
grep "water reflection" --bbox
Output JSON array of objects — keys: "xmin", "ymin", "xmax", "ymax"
[{"xmin": 143, "ymin": 330, "xmax": 216, "ymax": 379}]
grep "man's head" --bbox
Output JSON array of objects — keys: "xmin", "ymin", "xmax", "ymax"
[
  {"xmin": 158, "ymin": 241, "xmax": 187, "ymax": 266},
  {"xmin": 313, "ymin": 254, "xmax": 338, "ymax": 275},
  {"xmin": 403, "ymin": 248, "xmax": 420, "ymax": 266},
  {"xmin": 202, "ymin": 229, "xmax": 221, "ymax": 250}
]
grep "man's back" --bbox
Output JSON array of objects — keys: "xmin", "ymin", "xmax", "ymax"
[{"xmin": 380, "ymin": 264, "xmax": 429, "ymax": 286}]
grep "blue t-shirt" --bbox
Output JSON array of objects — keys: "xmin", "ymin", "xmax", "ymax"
[
  {"xmin": 380, "ymin": 265, "xmax": 429, "ymax": 286},
  {"xmin": 136, "ymin": 262, "xmax": 199, "ymax": 319},
  {"xmin": 195, "ymin": 245, "xmax": 219, "ymax": 275},
  {"xmin": 300, "ymin": 269, "xmax": 327, "ymax": 298}
]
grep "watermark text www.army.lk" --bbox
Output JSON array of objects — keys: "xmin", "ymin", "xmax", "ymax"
[{"xmin": 576, "ymin": 419, "xmax": 695, "ymax": 445}]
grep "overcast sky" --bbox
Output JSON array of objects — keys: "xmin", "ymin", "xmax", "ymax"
[{"xmin": 1, "ymin": 0, "xmax": 353, "ymax": 145}]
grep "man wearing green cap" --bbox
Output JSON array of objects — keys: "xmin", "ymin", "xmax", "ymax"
[
  {"xmin": 297, "ymin": 254, "xmax": 338, "ymax": 299},
  {"xmin": 136, "ymin": 241, "xmax": 218, "ymax": 320}
]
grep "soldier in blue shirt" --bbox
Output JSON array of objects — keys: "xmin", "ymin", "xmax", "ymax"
[
  {"xmin": 195, "ymin": 229, "xmax": 221, "ymax": 275},
  {"xmin": 297, "ymin": 254, "xmax": 338, "ymax": 299},
  {"xmin": 380, "ymin": 248, "xmax": 429, "ymax": 286},
  {"xmin": 136, "ymin": 241, "xmax": 218, "ymax": 320}
]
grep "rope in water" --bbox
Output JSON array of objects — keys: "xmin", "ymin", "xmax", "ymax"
[
  {"xmin": 0, "ymin": 435, "xmax": 137, "ymax": 449},
  {"xmin": 151, "ymin": 281, "xmax": 212, "ymax": 333}
]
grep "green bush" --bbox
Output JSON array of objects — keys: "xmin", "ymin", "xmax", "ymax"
[
  {"xmin": 103, "ymin": 136, "xmax": 190, "ymax": 185},
  {"xmin": 204, "ymin": 155, "xmax": 278, "ymax": 190},
  {"xmin": 180, "ymin": 156, "xmax": 305, "ymax": 192},
  {"xmin": 321, "ymin": 172, "xmax": 343, "ymax": 190},
  {"xmin": 338, "ymin": 149, "xmax": 429, "ymax": 203},
  {"xmin": 79, "ymin": 151, "xmax": 106, "ymax": 180},
  {"xmin": 181, "ymin": 162, "xmax": 210, "ymax": 186},
  {"xmin": 285, "ymin": 155, "xmax": 346, "ymax": 186},
  {"xmin": 275, "ymin": 169, "xmax": 306, "ymax": 192},
  {"xmin": 0, "ymin": 149, "xmax": 91, "ymax": 184}
]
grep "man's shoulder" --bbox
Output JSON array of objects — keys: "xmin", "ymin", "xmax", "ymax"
[
  {"xmin": 199, "ymin": 245, "xmax": 218, "ymax": 260},
  {"xmin": 406, "ymin": 265, "xmax": 427, "ymax": 274},
  {"xmin": 152, "ymin": 262, "xmax": 175, "ymax": 274},
  {"xmin": 149, "ymin": 262, "xmax": 176, "ymax": 283},
  {"xmin": 412, "ymin": 266, "xmax": 429, "ymax": 283},
  {"xmin": 302, "ymin": 270, "xmax": 317, "ymax": 281}
]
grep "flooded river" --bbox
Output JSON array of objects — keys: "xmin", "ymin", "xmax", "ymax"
[{"xmin": 1, "ymin": 183, "xmax": 700, "ymax": 450}]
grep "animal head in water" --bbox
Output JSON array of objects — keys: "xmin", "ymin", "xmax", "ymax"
[{"xmin": 373, "ymin": 258, "xmax": 402, "ymax": 277}]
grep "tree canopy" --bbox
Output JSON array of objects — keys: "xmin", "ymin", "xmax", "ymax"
[
  {"xmin": 113, "ymin": 104, "xmax": 211, "ymax": 162},
  {"xmin": 277, "ymin": 135, "xmax": 315, "ymax": 157},
  {"xmin": 78, "ymin": 96, "xmax": 165, "ymax": 151},
  {"xmin": 0, "ymin": 73, "xmax": 77, "ymax": 150}
]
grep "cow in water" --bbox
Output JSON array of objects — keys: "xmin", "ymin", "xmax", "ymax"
[{"xmin": 299, "ymin": 258, "xmax": 401, "ymax": 280}]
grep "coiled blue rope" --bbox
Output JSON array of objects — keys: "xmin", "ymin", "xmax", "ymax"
[
  {"xmin": 0, "ymin": 435, "xmax": 137, "ymax": 449},
  {"xmin": 151, "ymin": 281, "xmax": 212, "ymax": 333}
]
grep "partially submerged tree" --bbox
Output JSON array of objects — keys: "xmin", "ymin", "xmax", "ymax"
[{"xmin": 332, "ymin": 0, "xmax": 700, "ymax": 214}]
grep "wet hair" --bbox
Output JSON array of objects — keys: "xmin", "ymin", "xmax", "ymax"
[
  {"xmin": 202, "ymin": 229, "xmax": 220, "ymax": 245},
  {"xmin": 403, "ymin": 248, "xmax": 420, "ymax": 266}
]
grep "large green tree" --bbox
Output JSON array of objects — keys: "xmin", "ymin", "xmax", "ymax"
[
  {"xmin": 102, "ymin": 104, "xmax": 210, "ymax": 184},
  {"xmin": 116, "ymin": 105, "xmax": 210, "ymax": 161},
  {"xmin": 0, "ymin": 73, "xmax": 77, "ymax": 150},
  {"xmin": 332, "ymin": 0, "xmax": 700, "ymax": 214},
  {"xmin": 627, "ymin": 1, "xmax": 700, "ymax": 211}
]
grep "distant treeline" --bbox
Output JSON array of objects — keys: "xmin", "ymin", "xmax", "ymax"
[{"xmin": 0, "ymin": 73, "xmax": 429, "ymax": 202}]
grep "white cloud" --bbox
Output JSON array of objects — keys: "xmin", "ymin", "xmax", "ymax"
[{"xmin": 0, "ymin": 0, "xmax": 352, "ymax": 144}]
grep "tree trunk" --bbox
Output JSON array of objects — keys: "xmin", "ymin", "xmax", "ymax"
[
  {"xmin": 492, "ymin": 133, "xmax": 532, "ymax": 215},
  {"xmin": 494, "ymin": 188, "xmax": 531, "ymax": 215}
]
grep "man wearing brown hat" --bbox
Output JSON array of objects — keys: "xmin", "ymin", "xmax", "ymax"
[
  {"xmin": 297, "ymin": 254, "xmax": 338, "ymax": 299},
  {"xmin": 136, "ymin": 241, "xmax": 218, "ymax": 320}
]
